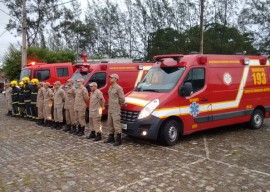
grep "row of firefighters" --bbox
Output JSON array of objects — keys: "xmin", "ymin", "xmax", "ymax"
[{"xmin": 4, "ymin": 74, "xmax": 125, "ymax": 146}]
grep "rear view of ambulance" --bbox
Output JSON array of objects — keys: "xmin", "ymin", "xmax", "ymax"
[{"xmin": 122, "ymin": 54, "xmax": 270, "ymax": 145}]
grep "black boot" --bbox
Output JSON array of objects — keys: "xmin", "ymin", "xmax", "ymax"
[
  {"xmin": 52, "ymin": 121, "xmax": 58, "ymax": 129},
  {"xmin": 63, "ymin": 124, "xmax": 71, "ymax": 132},
  {"xmin": 104, "ymin": 134, "xmax": 115, "ymax": 143},
  {"xmin": 94, "ymin": 132, "xmax": 102, "ymax": 141},
  {"xmin": 6, "ymin": 111, "xmax": 12, "ymax": 116},
  {"xmin": 113, "ymin": 134, "xmax": 122, "ymax": 146},
  {"xmin": 73, "ymin": 125, "xmax": 81, "ymax": 135},
  {"xmin": 56, "ymin": 122, "xmax": 63, "ymax": 130},
  {"xmin": 39, "ymin": 119, "xmax": 45, "ymax": 125},
  {"xmin": 46, "ymin": 120, "xmax": 52, "ymax": 127},
  {"xmin": 69, "ymin": 125, "xmax": 77, "ymax": 134},
  {"xmin": 86, "ymin": 131, "xmax": 96, "ymax": 139},
  {"xmin": 43, "ymin": 120, "xmax": 48, "ymax": 127},
  {"xmin": 77, "ymin": 126, "xmax": 85, "ymax": 136}
]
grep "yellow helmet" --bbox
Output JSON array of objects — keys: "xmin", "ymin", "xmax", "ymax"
[
  {"xmin": 31, "ymin": 78, "xmax": 39, "ymax": 85},
  {"xmin": 22, "ymin": 77, "xmax": 30, "ymax": 83},
  {"xmin": 19, "ymin": 81, "xmax": 24, "ymax": 87},
  {"xmin": 11, "ymin": 80, "xmax": 18, "ymax": 87}
]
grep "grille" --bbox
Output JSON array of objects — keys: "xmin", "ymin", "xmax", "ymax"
[{"xmin": 121, "ymin": 110, "xmax": 139, "ymax": 123}]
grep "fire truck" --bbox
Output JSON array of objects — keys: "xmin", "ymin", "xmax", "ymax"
[
  {"xmin": 122, "ymin": 54, "xmax": 270, "ymax": 145},
  {"xmin": 20, "ymin": 61, "xmax": 76, "ymax": 85}
]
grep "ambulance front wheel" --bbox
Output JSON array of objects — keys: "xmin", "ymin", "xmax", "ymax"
[
  {"xmin": 249, "ymin": 109, "xmax": 264, "ymax": 129},
  {"xmin": 158, "ymin": 119, "xmax": 180, "ymax": 146}
]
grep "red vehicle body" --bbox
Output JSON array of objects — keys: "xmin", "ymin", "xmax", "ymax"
[
  {"xmin": 122, "ymin": 54, "xmax": 270, "ymax": 145},
  {"xmin": 70, "ymin": 61, "xmax": 153, "ymax": 114},
  {"xmin": 20, "ymin": 62, "xmax": 76, "ymax": 85}
]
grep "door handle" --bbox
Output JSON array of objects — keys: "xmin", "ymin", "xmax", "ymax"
[{"xmin": 201, "ymin": 98, "xmax": 208, "ymax": 101}]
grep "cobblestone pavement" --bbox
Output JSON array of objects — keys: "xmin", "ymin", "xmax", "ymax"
[{"xmin": 0, "ymin": 96, "xmax": 270, "ymax": 192}]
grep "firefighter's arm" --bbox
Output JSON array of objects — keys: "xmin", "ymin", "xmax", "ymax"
[
  {"xmin": 83, "ymin": 89, "xmax": 89, "ymax": 103},
  {"xmin": 99, "ymin": 92, "xmax": 105, "ymax": 110},
  {"xmin": 117, "ymin": 87, "xmax": 125, "ymax": 104}
]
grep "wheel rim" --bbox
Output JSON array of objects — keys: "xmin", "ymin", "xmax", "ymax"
[
  {"xmin": 168, "ymin": 125, "xmax": 177, "ymax": 141},
  {"xmin": 254, "ymin": 114, "xmax": 262, "ymax": 127}
]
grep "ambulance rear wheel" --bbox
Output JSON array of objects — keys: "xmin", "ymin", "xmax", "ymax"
[
  {"xmin": 249, "ymin": 109, "xmax": 264, "ymax": 129},
  {"xmin": 159, "ymin": 119, "xmax": 180, "ymax": 146}
]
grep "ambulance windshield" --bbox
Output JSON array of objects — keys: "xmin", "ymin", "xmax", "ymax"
[
  {"xmin": 71, "ymin": 70, "xmax": 91, "ymax": 88},
  {"xmin": 136, "ymin": 67, "xmax": 185, "ymax": 93}
]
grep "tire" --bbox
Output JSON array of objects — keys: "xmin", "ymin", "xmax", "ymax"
[
  {"xmin": 158, "ymin": 119, "xmax": 180, "ymax": 146},
  {"xmin": 249, "ymin": 109, "xmax": 264, "ymax": 129}
]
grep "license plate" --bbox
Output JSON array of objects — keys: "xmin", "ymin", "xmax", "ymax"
[{"xmin": 122, "ymin": 124, "xmax": 127, "ymax": 130}]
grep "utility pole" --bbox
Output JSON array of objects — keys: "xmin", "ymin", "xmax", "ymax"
[
  {"xmin": 199, "ymin": 0, "xmax": 204, "ymax": 54},
  {"xmin": 21, "ymin": 0, "xmax": 27, "ymax": 69}
]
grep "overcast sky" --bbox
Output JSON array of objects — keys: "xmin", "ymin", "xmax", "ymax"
[{"xmin": 0, "ymin": 0, "xmax": 91, "ymax": 64}]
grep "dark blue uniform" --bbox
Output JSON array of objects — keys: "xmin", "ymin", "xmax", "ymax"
[
  {"xmin": 31, "ymin": 85, "xmax": 38, "ymax": 119},
  {"xmin": 23, "ymin": 83, "xmax": 32, "ymax": 118},
  {"xmin": 11, "ymin": 86, "xmax": 20, "ymax": 115},
  {"xmin": 18, "ymin": 87, "xmax": 25, "ymax": 117}
]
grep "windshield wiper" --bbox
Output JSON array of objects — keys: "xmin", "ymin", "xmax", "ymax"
[{"xmin": 142, "ymin": 89, "xmax": 159, "ymax": 93}]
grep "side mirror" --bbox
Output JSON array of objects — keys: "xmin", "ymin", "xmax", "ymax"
[{"xmin": 179, "ymin": 82, "xmax": 193, "ymax": 97}]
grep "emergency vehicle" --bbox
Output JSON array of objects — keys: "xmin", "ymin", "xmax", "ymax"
[
  {"xmin": 20, "ymin": 62, "xmax": 76, "ymax": 85},
  {"xmin": 70, "ymin": 60, "xmax": 153, "ymax": 115},
  {"xmin": 122, "ymin": 54, "xmax": 270, "ymax": 145}
]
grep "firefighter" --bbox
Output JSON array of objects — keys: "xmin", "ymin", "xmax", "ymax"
[
  {"xmin": 4, "ymin": 83, "xmax": 12, "ymax": 116},
  {"xmin": 36, "ymin": 82, "xmax": 45, "ymax": 125},
  {"xmin": 10, "ymin": 80, "xmax": 20, "ymax": 117},
  {"xmin": 87, "ymin": 82, "xmax": 105, "ymax": 141},
  {"xmin": 30, "ymin": 78, "xmax": 39, "ymax": 121},
  {"xmin": 104, "ymin": 74, "xmax": 125, "ymax": 146},
  {"xmin": 63, "ymin": 79, "xmax": 76, "ymax": 133},
  {"xmin": 52, "ymin": 81, "xmax": 65, "ymax": 129},
  {"xmin": 73, "ymin": 78, "xmax": 89, "ymax": 136},
  {"xmin": 18, "ymin": 81, "xmax": 26, "ymax": 117},
  {"xmin": 22, "ymin": 77, "xmax": 32, "ymax": 119},
  {"xmin": 43, "ymin": 82, "xmax": 54, "ymax": 127}
]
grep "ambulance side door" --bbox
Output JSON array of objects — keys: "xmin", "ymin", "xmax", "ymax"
[{"xmin": 180, "ymin": 67, "xmax": 212, "ymax": 132}]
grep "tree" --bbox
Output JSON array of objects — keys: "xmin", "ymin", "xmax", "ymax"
[
  {"xmin": 2, "ymin": 46, "xmax": 76, "ymax": 81},
  {"xmin": 185, "ymin": 24, "xmax": 257, "ymax": 54},
  {"xmin": 3, "ymin": 0, "xmax": 63, "ymax": 47},
  {"xmin": 146, "ymin": 28, "xmax": 185, "ymax": 60},
  {"xmin": 238, "ymin": 0, "xmax": 270, "ymax": 54}
]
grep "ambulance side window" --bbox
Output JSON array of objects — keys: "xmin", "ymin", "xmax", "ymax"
[
  {"xmin": 184, "ymin": 68, "xmax": 205, "ymax": 92},
  {"xmin": 88, "ymin": 72, "xmax": 107, "ymax": 88}
]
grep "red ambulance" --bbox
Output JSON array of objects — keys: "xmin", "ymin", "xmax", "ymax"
[
  {"xmin": 69, "ymin": 61, "xmax": 153, "ymax": 115},
  {"xmin": 122, "ymin": 54, "xmax": 270, "ymax": 145},
  {"xmin": 20, "ymin": 62, "xmax": 76, "ymax": 85}
]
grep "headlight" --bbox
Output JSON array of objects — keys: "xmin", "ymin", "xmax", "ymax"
[{"xmin": 138, "ymin": 99, "xmax": 159, "ymax": 119}]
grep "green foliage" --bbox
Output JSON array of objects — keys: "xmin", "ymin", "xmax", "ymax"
[
  {"xmin": 146, "ymin": 24, "xmax": 257, "ymax": 59},
  {"xmin": 2, "ymin": 46, "xmax": 76, "ymax": 81},
  {"xmin": 2, "ymin": 45, "xmax": 21, "ymax": 81}
]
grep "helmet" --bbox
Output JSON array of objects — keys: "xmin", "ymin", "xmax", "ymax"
[
  {"xmin": 22, "ymin": 77, "xmax": 30, "ymax": 83},
  {"xmin": 10, "ymin": 80, "xmax": 18, "ymax": 87},
  {"xmin": 31, "ymin": 78, "xmax": 39, "ymax": 85},
  {"xmin": 19, "ymin": 81, "xmax": 24, "ymax": 87}
]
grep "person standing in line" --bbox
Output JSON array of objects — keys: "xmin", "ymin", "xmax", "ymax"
[
  {"xmin": 73, "ymin": 78, "xmax": 89, "ymax": 136},
  {"xmin": 104, "ymin": 74, "xmax": 125, "ymax": 146},
  {"xmin": 86, "ymin": 82, "xmax": 105, "ymax": 141},
  {"xmin": 52, "ymin": 81, "xmax": 65, "ymax": 130},
  {"xmin": 43, "ymin": 82, "xmax": 54, "ymax": 127},
  {"xmin": 4, "ymin": 83, "xmax": 12, "ymax": 116},
  {"xmin": 30, "ymin": 79, "xmax": 39, "ymax": 121},
  {"xmin": 18, "ymin": 82, "xmax": 26, "ymax": 118},
  {"xmin": 36, "ymin": 82, "xmax": 45, "ymax": 125},
  {"xmin": 63, "ymin": 79, "xmax": 76, "ymax": 133},
  {"xmin": 22, "ymin": 77, "xmax": 32, "ymax": 119},
  {"xmin": 11, "ymin": 80, "xmax": 20, "ymax": 117}
]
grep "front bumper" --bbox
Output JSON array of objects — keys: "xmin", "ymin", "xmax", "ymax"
[{"xmin": 122, "ymin": 115, "xmax": 163, "ymax": 140}]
